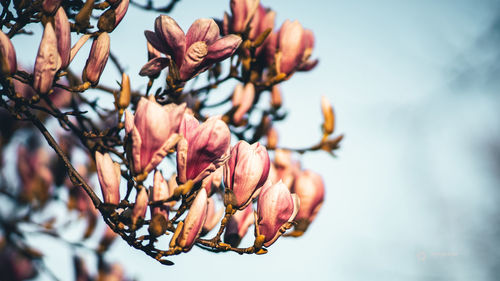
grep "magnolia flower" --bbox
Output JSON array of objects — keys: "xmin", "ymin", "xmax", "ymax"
[
  {"xmin": 176, "ymin": 114, "xmax": 231, "ymax": 183},
  {"xmin": 54, "ymin": 7, "xmax": 71, "ymax": 69},
  {"xmin": 264, "ymin": 20, "xmax": 318, "ymax": 76},
  {"xmin": 201, "ymin": 197, "xmax": 224, "ymax": 235},
  {"xmin": 232, "ymin": 83, "xmax": 255, "ymax": 124},
  {"xmin": 33, "ymin": 22, "xmax": 61, "ymax": 94},
  {"xmin": 292, "ymin": 170, "xmax": 325, "ymax": 231},
  {"xmin": 140, "ymin": 15, "xmax": 242, "ymax": 81},
  {"xmin": 175, "ymin": 188, "xmax": 208, "ymax": 250},
  {"xmin": 223, "ymin": 0, "xmax": 260, "ymax": 34},
  {"xmin": 248, "ymin": 4, "xmax": 275, "ymax": 41},
  {"xmin": 150, "ymin": 170, "xmax": 170, "ymax": 221},
  {"xmin": 224, "ymin": 203, "xmax": 254, "ymax": 247},
  {"xmin": 95, "ymin": 151, "xmax": 121, "ymax": 205},
  {"xmin": 82, "ymin": 32, "xmax": 110, "ymax": 85},
  {"xmin": 113, "ymin": 0, "xmax": 129, "ymax": 28},
  {"xmin": 0, "ymin": 30, "xmax": 17, "ymax": 76},
  {"xmin": 257, "ymin": 180, "xmax": 299, "ymax": 247},
  {"xmin": 131, "ymin": 188, "xmax": 148, "ymax": 226},
  {"xmin": 224, "ymin": 140, "xmax": 270, "ymax": 210},
  {"xmin": 201, "ymin": 166, "xmax": 223, "ymax": 196},
  {"xmin": 124, "ymin": 96, "xmax": 186, "ymax": 175}
]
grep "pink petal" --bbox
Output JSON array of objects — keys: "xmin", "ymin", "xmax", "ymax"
[
  {"xmin": 186, "ymin": 18, "xmax": 220, "ymax": 47},
  {"xmin": 154, "ymin": 15, "xmax": 186, "ymax": 67}
]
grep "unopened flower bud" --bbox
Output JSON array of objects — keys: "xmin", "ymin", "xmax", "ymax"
[
  {"xmin": 0, "ymin": 30, "xmax": 17, "ymax": 76},
  {"xmin": 125, "ymin": 97, "xmax": 185, "ymax": 174},
  {"xmin": 175, "ymin": 188, "xmax": 208, "ymax": 250},
  {"xmin": 232, "ymin": 83, "xmax": 255, "ymax": 124},
  {"xmin": 257, "ymin": 180, "xmax": 299, "ymax": 247},
  {"xmin": 131, "ymin": 188, "xmax": 148, "ymax": 226},
  {"xmin": 54, "ymin": 7, "xmax": 71, "ymax": 69},
  {"xmin": 42, "ymin": 0, "xmax": 61, "ymax": 14},
  {"xmin": 224, "ymin": 204, "xmax": 254, "ymax": 247},
  {"xmin": 292, "ymin": 170, "xmax": 325, "ymax": 233},
  {"xmin": 201, "ymin": 167, "xmax": 223, "ymax": 196},
  {"xmin": 202, "ymin": 197, "xmax": 224, "ymax": 235},
  {"xmin": 277, "ymin": 20, "xmax": 305, "ymax": 75},
  {"xmin": 224, "ymin": 140, "xmax": 270, "ymax": 210},
  {"xmin": 95, "ymin": 151, "xmax": 121, "ymax": 205},
  {"xmin": 97, "ymin": 8, "xmax": 116, "ymax": 32},
  {"xmin": 113, "ymin": 0, "xmax": 129, "ymax": 28},
  {"xmin": 117, "ymin": 73, "xmax": 130, "ymax": 109},
  {"xmin": 270, "ymin": 85, "xmax": 282, "ymax": 109},
  {"xmin": 266, "ymin": 126, "xmax": 278, "ymax": 149},
  {"xmin": 177, "ymin": 115, "xmax": 231, "ymax": 183},
  {"xmin": 229, "ymin": 0, "xmax": 260, "ymax": 34},
  {"xmin": 75, "ymin": 0, "xmax": 94, "ymax": 30},
  {"xmin": 150, "ymin": 170, "xmax": 169, "ymax": 221},
  {"xmin": 82, "ymin": 32, "xmax": 110, "ymax": 86},
  {"xmin": 33, "ymin": 22, "xmax": 62, "ymax": 94},
  {"xmin": 321, "ymin": 95, "xmax": 335, "ymax": 135}
]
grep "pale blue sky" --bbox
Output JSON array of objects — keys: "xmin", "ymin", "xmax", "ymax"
[{"xmin": 8, "ymin": 0, "xmax": 500, "ymax": 280}]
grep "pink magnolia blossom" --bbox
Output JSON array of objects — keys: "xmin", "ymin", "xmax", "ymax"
[
  {"xmin": 141, "ymin": 15, "xmax": 242, "ymax": 80},
  {"xmin": 176, "ymin": 188, "xmax": 208, "ymax": 250},
  {"xmin": 150, "ymin": 170, "xmax": 170, "ymax": 220},
  {"xmin": 232, "ymin": 83, "xmax": 255, "ymax": 124},
  {"xmin": 131, "ymin": 188, "xmax": 148, "ymax": 225},
  {"xmin": 292, "ymin": 170, "xmax": 325, "ymax": 226},
  {"xmin": 224, "ymin": 203, "xmax": 254, "ymax": 247},
  {"xmin": 176, "ymin": 114, "xmax": 231, "ymax": 183},
  {"xmin": 201, "ymin": 166, "xmax": 223, "ymax": 196},
  {"xmin": 264, "ymin": 20, "xmax": 318, "ymax": 76},
  {"xmin": 33, "ymin": 22, "xmax": 61, "ymax": 94},
  {"xmin": 202, "ymin": 197, "xmax": 224, "ymax": 234},
  {"xmin": 82, "ymin": 32, "xmax": 110, "ymax": 86},
  {"xmin": 224, "ymin": 140, "xmax": 270, "ymax": 210},
  {"xmin": 257, "ymin": 180, "xmax": 299, "ymax": 247},
  {"xmin": 95, "ymin": 151, "xmax": 121, "ymax": 205},
  {"xmin": 54, "ymin": 7, "xmax": 71, "ymax": 69},
  {"xmin": 113, "ymin": 0, "xmax": 129, "ymax": 28},
  {"xmin": 223, "ymin": 0, "xmax": 259, "ymax": 34},
  {"xmin": 0, "ymin": 30, "xmax": 17, "ymax": 76},
  {"xmin": 124, "ymin": 96, "xmax": 186, "ymax": 175}
]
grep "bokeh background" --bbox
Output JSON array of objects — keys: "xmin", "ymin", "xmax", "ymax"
[{"xmin": 9, "ymin": 0, "xmax": 500, "ymax": 280}]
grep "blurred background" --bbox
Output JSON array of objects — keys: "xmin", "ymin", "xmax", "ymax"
[{"xmin": 8, "ymin": 0, "xmax": 500, "ymax": 280}]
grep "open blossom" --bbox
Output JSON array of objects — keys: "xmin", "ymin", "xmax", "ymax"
[
  {"xmin": 33, "ymin": 22, "xmax": 61, "ymax": 94},
  {"xmin": 175, "ymin": 188, "xmax": 208, "ymax": 250},
  {"xmin": 140, "ymin": 15, "xmax": 242, "ymax": 81},
  {"xmin": 95, "ymin": 151, "xmax": 121, "ymax": 205},
  {"xmin": 293, "ymin": 170, "xmax": 325, "ymax": 230},
  {"xmin": 0, "ymin": 30, "xmax": 17, "ymax": 76},
  {"xmin": 82, "ymin": 32, "xmax": 110, "ymax": 85},
  {"xmin": 224, "ymin": 140, "xmax": 270, "ymax": 210},
  {"xmin": 125, "ymin": 96, "xmax": 186, "ymax": 175},
  {"xmin": 224, "ymin": 203, "xmax": 254, "ymax": 247},
  {"xmin": 232, "ymin": 83, "xmax": 255, "ymax": 124},
  {"xmin": 257, "ymin": 180, "xmax": 299, "ymax": 247},
  {"xmin": 176, "ymin": 114, "xmax": 231, "ymax": 183}
]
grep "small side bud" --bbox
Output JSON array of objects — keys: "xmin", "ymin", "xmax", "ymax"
[
  {"xmin": 321, "ymin": 95, "xmax": 335, "ymax": 135},
  {"xmin": 117, "ymin": 73, "xmax": 130, "ymax": 109},
  {"xmin": 97, "ymin": 8, "xmax": 116, "ymax": 32}
]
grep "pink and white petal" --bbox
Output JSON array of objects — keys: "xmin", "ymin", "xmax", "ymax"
[{"xmin": 186, "ymin": 18, "xmax": 220, "ymax": 47}]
